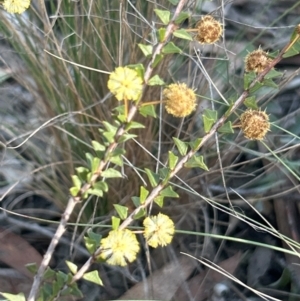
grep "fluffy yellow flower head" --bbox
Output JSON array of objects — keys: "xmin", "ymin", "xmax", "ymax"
[
  {"xmin": 163, "ymin": 83, "xmax": 196, "ymax": 117},
  {"xmin": 99, "ymin": 229, "xmax": 140, "ymax": 266},
  {"xmin": 143, "ymin": 213, "xmax": 175, "ymax": 248},
  {"xmin": 240, "ymin": 109, "xmax": 270, "ymax": 140},
  {"xmin": 107, "ymin": 66, "xmax": 143, "ymax": 101},
  {"xmin": 245, "ymin": 48, "xmax": 272, "ymax": 73},
  {"xmin": 195, "ymin": 15, "xmax": 223, "ymax": 44},
  {"xmin": 3, "ymin": 0, "xmax": 30, "ymax": 14}
]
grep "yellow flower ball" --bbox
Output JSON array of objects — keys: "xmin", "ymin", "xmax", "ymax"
[
  {"xmin": 195, "ymin": 15, "xmax": 223, "ymax": 44},
  {"xmin": 107, "ymin": 67, "xmax": 143, "ymax": 101},
  {"xmin": 143, "ymin": 213, "xmax": 175, "ymax": 248},
  {"xmin": 245, "ymin": 48, "xmax": 272, "ymax": 73},
  {"xmin": 240, "ymin": 109, "xmax": 270, "ymax": 140},
  {"xmin": 3, "ymin": 0, "xmax": 30, "ymax": 14},
  {"xmin": 99, "ymin": 229, "xmax": 140, "ymax": 266},
  {"xmin": 163, "ymin": 83, "xmax": 196, "ymax": 118}
]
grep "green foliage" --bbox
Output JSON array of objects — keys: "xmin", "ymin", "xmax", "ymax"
[{"xmin": 83, "ymin": 271, "xmax": 103, "ymax": 286}]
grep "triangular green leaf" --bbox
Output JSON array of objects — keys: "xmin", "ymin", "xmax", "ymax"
[
  {"xmin": 83, "ymin": 270, "xmax": 103, "ymax": 286},
  {"xmin": 113, "ymin": 204, "xmax": 128, "ymax": 220},
  {"xmin": 173, "ymin": 29, "xmax": 193, "ymax": 40},
  {"xmin": 145, "ymin": 168, "xmax": 160, "ymax": 187},
  {"xmin": 175, "ymin": 12, "xmax": 190, "ymax": 24},
  {"xmin": 243, "ymin": 72, "xmax": 256, "ymax": 89},
  {"xmin": 127, "ymin": 63, "xmax": 145, "ymax": 79},
  {"xmin": 184, "ymin": 155, "xmax": 209, "ymax": 171},
  {"xmin": 203, "ymin": 116, "xmax": 215, "ymax": 133},
  {"xmin": 168, "ymin": 151, "xmax": 178, "ymax": 169},
  {"xmin": 139, "ymin": 104, "xmax": 157, "ymax": 118},
  {"xmin": 189, "ymin": 138, "xmax": 202, "ymax": 151},
  {"xmin": 152, "ymin": 54, "xmax": 164, "ymax": 68},
  {"xmin": 154, "ymin": 196, "xmax": 164, "ymax": 207},
  {"xmin": 65, "ymin": 260, "xmax": 78, "ymax": 274},
  {"xmin": 264, "ymin": 69, "xmax": 283, "ymax": 79},
  {"xmin": 71, "ymin": 175, "xmax": 81, "ymax": 189},
  {"xmin": 140, "ymin": 186, "xmax": 149, "ymax": 204},
  {"xmin": 154, "ymin": 9, "xmax": 170, "ymax": 25},
  {"xmin": 158, "ymin": 28, "xmax": 167, "ymax": 43},
  {"xmin": 138, "ymin": 43, "xmax": 153, "ymax": 57},
  {"xmin": 160, "ymin": 186, "xmax": 179, "ymax": 198},
  {"xmin": 101, "ymin": 168, "xmax": 122, "ymax": 178},
  {"xmin": 148, "ymin": 74, "xmax": 165, "ymax": 86},
  {"xmin": 0, "ymin": 293, "xmax": 26, "ymax": 301},
  {"xmin": 134, "ymin": 208, "xmax": 146, "ymax": 219},
  {"xmin": 173, "ymin": 137, "xmax": 188, "ymax": 155},
  {"xmin": 125, "ymin": 121, "xmax": 145, "ymax": 131},
  {"xmin": 244, "ymin": 96, "xmax": 258, "ymax": 109},
  {"xmin": 93, "ymin": 181, "xmax": 109, "ymax": 192},
  {"xmin": 70, "ymin": 186, "xmax": 80, "ymax": 197},
  {"xmin": 162, "ymin": 42, "xmax": 182, "ymax": 54},
  {"xmin": 131, "ymin": 196, "xmax": 140, "ymax": 207},
  {"xmin": 118, "ymin": 133, "xmax": 137, "ymax": 143},
  {"xmin": 26, "ymin": 262, "xmax": 38, "ymax": 274},
  {"xmin": 218, "ymin": 121, "xmax": 234, "ymax": 134},
  {"xmin": 91, "ymin": 140, "xmax": 105, "ymax": 152},
  {"xmin": 112, "ymin": 216, "xmax": 121, "ymax": 230},
  {"xmin": 203, "ymin": 109, "xmax": 218, "ymax": 121}
]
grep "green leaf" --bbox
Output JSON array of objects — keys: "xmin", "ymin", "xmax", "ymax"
[
  {"xmin": 102, "ymin": 168, "xmax": 122, "ymax": 178},
  {"xmin": 189, "ymin": 138, "xmax": 202, "ymax": 151},
  {"xmin": 152, "ymin": 54, "xmax": 164, "ymax": 68},
  {"xmin": 168, "ymin": 0, "xmax": 179, "ymax": 4},
  {"xmin": 93, "ymin": 181, "xmax": 108, "ymax": 192},
  {"xmin": 203, "ymin": 109, "xmax": 217, "ymax": 133},
  {"xmin": 262, "ymin": 78, "xmax": 278, "ymax": 89},
  {"xmin": 125, "ymin": 121, "xmax": 145, "ymax": 131},
  {"xmin": 158, "ymin": 167, "xmax": 170, "ymax": 180},
  {"xmin": 0, "ymin": 293, "xmax": 26, "ymax": 301},
  {"xmin": 65, "ymin": 261, "xmax": 78, "ymax": 274},
  {"xmin": 185, "ymin": 155, "xmax": 209, "ymax": 171},
  {"xmin": 175, "ymin": 12, "xmax": 190, "ymax": 24},
  {"xmin": 91, "ymin": 140, "xmax": 105, "ymax": 152},
  {"xmin": 160, "ymin": 186, "xmax": 179, "ymax": 198},
  {"xmin": 131, "ymin": 196, "xmax": 140, "ymax": 207},
  {"xmin": 154, "ymin": 9, "xmax": 170, "ymax": 25},
  {"xmin": 249, "ymin": 81, "xmax": 264, "ymax": 93},
  {"xmin": 139, "ymin": 104, "xmax": 157, "ymax": 118},
  {"xmin": 43, "ymin": 267, "xmax": 56, "ymax": 280},
  {"xmin": 71, "ymin": 175, "xmax": 81, "ymax": 189},
  {"xmin": 243, "ymin": 71, "xmax": 256, "ymax": 89},
  {"xmin": 154, "ymin": 195, "xmax": 164, "ymax": 207},
  {"xmin": 203, "ymin": 109, "xmax": 218, "ymax": 121},
  {"xmin": 173, "ymin": 29, "xmax": 193, "ymax": 40},
  {"xmin": 70, "ymin": 186, "xmax": 80, "ymax": 197},
  {"xmin": 91, "ymin": 157, "xmax": 100, "ymax": 173},
  {"xmin": 158, "ymin": 28, "xmax": 167, "ymax": 42},
  {"xmin": 140, "ymin": 186, "xmax": 149, "ymax": 204},
  {"xmin": 112, "ymin": 216, "xmax": 121, "ymax": 230},
  {"xmin": 145, "ymin": 168, "xmax": 160, "ymax": 187},
  {"xmin": 110, "ymin": 155, "xmax": 123, "ymax": 167},
  {"xmin": 26, "ymin": 262, "xmax": 38, "ymax": 274},
  {"xmin": 127, "ymin": 63, "xmax": 145, "ymax": 79},
  {"xmin": 283, "ymin": 39, "xmax": 300, "ymax": 58},
  {"xmin": 103, "ymin": 131, "xmax": 115, "ymax": 143},
  {"xmin": 118, "ymin": 133, "xmax": 137, "ymax": 143},
  {"xmin": 173, "ymin": 137, "xmax": 188, "ymax": 155},
  {"xmin": 83, "ymin": 270, "xmax": 103, "ymax": 286},
  {"xmin": 217, "ymin": 121, "xmax": 234, "ymax": 134},
  {"xmin": 203, "ymin": 116, "xmax": 215, "ymax": 133},
  {"xmin": 86, "ymin": 152, "xmax": 94, "ymax": 169},
  {"xmin": 168, "ymin": 151, "xmax": 178, "ymax": 169},
  {"xmin": 162, "ymin": 42, "xmax": 182, "ymax": 54},
  {"xmin": 264, "ymin": 69, "xmax": 283, "ymax": 79},
  {"xmin": 87, "ymin": 188, "xmax": 103, "ymax": 197},
  {"xmin": 138, "ymin": 43, "xmax": 153, "ymax": 57},
  {"xmin": 244, "ymin": 96, "xmax": 258, "ymax": 109},
  {"xmin": 148, "ymin": 75, "xmax": 165, "ymax": 86},
  {"xmin": 134, "ymin": 208, "xmax": 146, "ymax": 219},
  {"xmin": 102, "ymin": 121, "xmax": 118, "ymax": 135},
  {"xmin": 114, "ymin": 204, "xmax": 128, "ymax": 220},
  {"xmin": 75, "ymin": 167, "xmax": 89, "ymax": 181}
]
